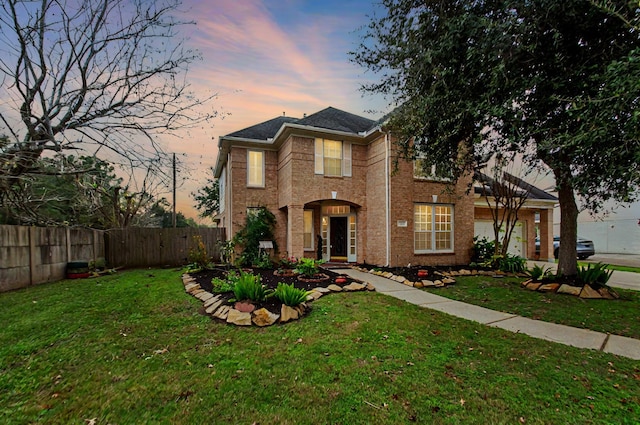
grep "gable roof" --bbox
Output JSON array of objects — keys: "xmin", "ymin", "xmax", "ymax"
[
  {"xmin": 296, "ymin": 107, "xmax": 377, "ymax": 134},
  {"xmin": 214, "ymin": 106, "xmax": 383, "ymax": 178},
  {"xmin": 226, "ymin": 116, "xmax": 300, "ymax": 140}
]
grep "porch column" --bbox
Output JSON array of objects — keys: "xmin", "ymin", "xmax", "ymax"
[
  {"xmin": 287, "ymin": 204, "xmax": 305, "ymax": 260},
  {"xmin": 539, "ymin": 209, "xmax": 554, "ymax": 262}
]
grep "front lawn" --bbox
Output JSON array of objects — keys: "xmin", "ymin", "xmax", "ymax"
[
  {"xmin": 1, "ymin": 269, "xmax": 639, "ymax": 424},
  {"xmin": 424, "ymin": 275, "xmax": 640, "ymax": 339}
]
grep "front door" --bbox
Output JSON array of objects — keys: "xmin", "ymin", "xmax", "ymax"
[{"xmin": 330, "ymin": 216, "xmax": 348, "ymax": 260}]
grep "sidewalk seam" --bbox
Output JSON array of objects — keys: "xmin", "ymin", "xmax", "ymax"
[
  {"xmin": 599, "ymin": 333, "xmax": 611, "ymax": 351},
  {"xmin": 485, "ymin": 315, "xmax": 518, "ymax": 325}
]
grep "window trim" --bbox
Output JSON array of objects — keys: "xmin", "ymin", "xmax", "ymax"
[
  {"xmin": 414, "ymin": 203, "xmax": 454, "ymax": 254},
  {"xmin": 303, "ymin": 209, "xmax": 314, "ymax": 251},
  {"xmin": 314, "ymin": 138, "xmax": 351, "ymax": 177},
  {"xmin": 247, "ymin": 149, "xmax": 265, "ymax": 188}
]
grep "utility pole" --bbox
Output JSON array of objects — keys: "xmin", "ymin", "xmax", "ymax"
[{"xmin": 172, "ymin": 152, "xmax": 177, "ymax": 228}]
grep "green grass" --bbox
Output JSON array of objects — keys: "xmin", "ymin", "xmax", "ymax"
[
  {"xmin": 425, "ymin": 276, "xmax": 640, "ymax": 339},
  {"xmin": 1, "ymin": 269, "xmax": 639, "ymax": 424},
  {"xmin": 578, "ymin": 262, "xmax": 640, "ymax": 274}
]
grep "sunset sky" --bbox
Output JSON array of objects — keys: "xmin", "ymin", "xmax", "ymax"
[{"xmin": 169, "ymin": 0, "xmax": 389, "ymax": 221}]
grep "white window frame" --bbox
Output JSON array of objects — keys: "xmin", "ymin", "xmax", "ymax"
[
  {"xmin": 414, "ymin": 204, "xmax": 454, "ymax": 253},
  {"xmin": 314, "ymin": 138, "xmax": 351, "ymax": 177},
  {"xmin": 247, "ymin": 150, "xmax": 265, "ymax": 187},
  {"xmin": 303, "ymin": 210, "xmax": 314, "ymax": 251}
]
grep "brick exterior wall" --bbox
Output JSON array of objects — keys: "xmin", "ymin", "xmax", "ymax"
[{"xmin": 223, "ymin": 131, "xmax": 476, "ymax": 267}]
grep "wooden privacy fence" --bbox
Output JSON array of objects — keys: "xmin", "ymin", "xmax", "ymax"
[
  {"xmin": 0, "ymin": 225, "xmax": 104, "ymax": 292},
  {"xmin": 1, "ymin": 225, "xmax": 226, "ymax": 293},
  {"xmin": 104, "ymin": 227, "xmax": 226, "ymax": 268}
]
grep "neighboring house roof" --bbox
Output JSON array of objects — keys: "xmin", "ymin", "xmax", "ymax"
[{"xmin": 474, "ymin": 171, "xmax": 558, "ymax": 202}]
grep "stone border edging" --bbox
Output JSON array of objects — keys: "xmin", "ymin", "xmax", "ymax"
[{"xmin": 181, "ymin": 274, "xmax": 375, "ymax": 327}]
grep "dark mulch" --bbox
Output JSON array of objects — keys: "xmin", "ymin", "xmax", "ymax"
[
  {"xmin": 357, "ymin": 263, "xmax": 490, "ymax": 282},
  {"xmin": 189, "ymin": 266, "xmax": 358, "ymax": 315}
]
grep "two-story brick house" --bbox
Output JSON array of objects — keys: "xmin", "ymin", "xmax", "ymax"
[{"xmin": 214, "ymin": 107, "xmax": 479, "ymax": 267}]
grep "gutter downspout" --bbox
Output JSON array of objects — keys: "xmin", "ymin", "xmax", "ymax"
[{"xmin": 385, "ymin": 132, "xmax": 390, "ymax": 267}]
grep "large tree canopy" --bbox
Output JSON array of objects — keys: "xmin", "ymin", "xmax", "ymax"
[
  {"xmin": 0, "ymin": 0, "xmax": 216, "ymax": 183},
  {"xmin": 352, "ymin": 0, "xmax": 640, "ymax": 275}
]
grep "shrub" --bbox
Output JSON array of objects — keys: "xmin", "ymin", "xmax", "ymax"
[
  {"xmin": 577, "ymin": 263, "xmax": 613, "ymax": 289},
  {"xmin": 254, "ymin": 251, "xmax": 273, "ymax": 269},
  {"xmin": 218, "ymin": 240, "xmax": 236, "ymax": 265},
  {"xmin": 233, "ymin": 207, "xmax": 277, "ymax": 267},
  {"xmin": 295, "ymin": 257, "xmax": 325, "ymax": 277},
  {"xmin": 211, "ymin": 277, "xmax": 234, "ymax": 294},
  {"xmin": 232, "ymin": 271, "xmax": 272, "ymax": 302},
  {"xmin": 274, "ymin": 282, "xmax": 310, "ymax": 306},
  {"xmin": 495, "ymin": 253, "xmax": 527, "ymax": 274},
  {"xmin": 279, "ymin": 256, "xmax": 298, "ymax": 269},
  {"xmin": 527, "ymin": 264, "xmax": 553, "ymax": 282},
  {"xmin": 188, "ymin": 235, "xmax": 209, "ymax": 268},
  {"xmin": 470, "ymin": 236, "xmax": 496, "ymax": 266}
]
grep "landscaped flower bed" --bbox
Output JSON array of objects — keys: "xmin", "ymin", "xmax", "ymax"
[{"xmin": 183, "ymin": 265, "xmax": 373, "ymax": 326}]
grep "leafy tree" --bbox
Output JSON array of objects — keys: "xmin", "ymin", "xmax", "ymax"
[
  {"xmin": 352, "ymin": 0, "xmax": 640, "ymax": 276},
  {"xmin": 148, "ymin": 200, "xmax": 198, "ymax": 228},
  {"xmin": 233, "ymin": 208, "xmax": 277, "ymax": 267},
  {"xmin": 0, "ymin": 0, "xmax": 217, "ymax": 184},
  {"xmin": 192, "ymin": 167, "xmax": 220, "ymax": 220}
]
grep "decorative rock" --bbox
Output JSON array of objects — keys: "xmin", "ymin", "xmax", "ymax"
[
  {"xmin": 557, "ymin": 284, "xmax": 582, "ymax": 296},
  {"xmin": 327, "ymin": 284, "xmax": 343, "ymax": 292},
  {"xmin": 252, "ymin": 308, "xmax": 279, "ymax": 327},
  {"xmin": 422, "ymin": 280, "xmax": 436, "ymax": 287},
  {"xmin": 205, "ymin": 299, "xmax": 223, "ymax": 315},
  {"xmin": 203, "ymin": 295, "xmax": 221, "ymax": 308},
  {"xmin": 313, "ymin": 287, "xmax": 331, "ymax": 293},
  {"xmin": 365, "ymin": 283, "xmax": 376, "ymax": 291},
  {"xmin": 442, "ymin": 278, "xmax": 456, "ymax": 285},
  {"xmin": 295, "ymin": 304, "xmax": 307, "ymax": 316},
  {"xmin": 434, "ymin": 280, "xmax": 444, "ymax": 287},
  {"xmin": 280, "ymin": 304, "xmax": 300, "ymax": 322},
  {"xmin": 227, "ymin": 309, "xmax": 252, "ymax": 326},
  {"xmin": 414, "ymin": 281, "xmax": 424, "ymax": 289},
  {"xmin": 383, "ymin": 272, "xmax": 393, "ymax": 278},
  {"xmin": 538, "ymin": 283, "xmax": 560, "ymax": 293},
  {"xmin": 213, "ymin": 305, "xmax": 230, "ymax": 320},
  {"xmin": 307, "ymin": 291, "xmax": 323, "ymax": 300},
  {"xmin": 197, "ymin": 292, "xmax": 214, "ymax": 301},
  {"xmin": 184, "ymin": 283, "xmax": 199, "ymax": 292},
  {"xmin": 190, "ymin": 288, "xmax": 205, "ymax": 296},
  {"xmin": 235, "ymin": 301, "xmax": 256, "ymax": 313},
  {"xmin": 525, "ymin": 282, "xmax": 542, "ymax": 291},
  {"xmin": 597, "ymin": 287, "xmax": 615, "ymax": 300},
  {"xmin": 521, "ymin": 279, "xmax": 532, "ymax": 287},
  {"xmin": 580, "ymin": 285, "xmax": 602, "ymax": 299},
  {"xmin": 343, "ymin": 282, "xmax": 366, "ymax": 291},
  {"xmin": 471, "ymin": 270, "xmax": 478, "ymax": 275}
]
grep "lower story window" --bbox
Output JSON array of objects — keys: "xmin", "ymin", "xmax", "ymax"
[
  {"xmin": 303, "ymin": 210, "xmax": 314, "ymax": 251},
  {"xmin": 414, "ymin": 204, "xmax": 453, "ymax": 253}
]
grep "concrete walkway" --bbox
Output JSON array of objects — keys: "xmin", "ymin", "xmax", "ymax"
[{"xmin": 337, "ymin": 268, "xmax": 640, "ymax": 361}]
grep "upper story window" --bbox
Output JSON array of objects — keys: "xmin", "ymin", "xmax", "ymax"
[
  {"xmin": 414, "ymin": 204, "xmax": 454, "ymax": 253},
  {"xmin": 314, "ymin": 138, "xmax": 351, "ymax": 177},
  {"xmin": 247, "ymin": 150, "xmax": 265, "ymax": 187},
  {"xmin": 413, "ymin": 153, "xmax": 452, "ymax": 181}
]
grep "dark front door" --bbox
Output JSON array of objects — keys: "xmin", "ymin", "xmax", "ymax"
[{"xmin": 330, "ymin": 217, "xmax": 348, "ymax": 259}]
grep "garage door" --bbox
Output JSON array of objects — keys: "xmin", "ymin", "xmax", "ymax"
[{"xmin": 474, "ymin": 220, "xmax": 526, "ymax": 257}]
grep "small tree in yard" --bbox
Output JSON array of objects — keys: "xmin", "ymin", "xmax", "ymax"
[{"xmin": 476, "ymin": 155, "xmax": 535, "ymax": 259}]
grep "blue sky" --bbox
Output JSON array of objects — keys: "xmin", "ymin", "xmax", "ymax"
[{"xmin": 170, "ymin": 0, "xmax": 388, "ymax": 217}]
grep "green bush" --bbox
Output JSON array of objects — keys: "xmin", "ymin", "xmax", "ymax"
[
  {"xmin": 577, "ymin": 263, "xmax": 613, "ymax": 289},
  {"xmin": 470, "ymin": 236, "xmax": 496, "ymax": 266},
  {"xmin": 232, "ymin": 271, "xmax": 272, "ymax": 302},
  {"xmin": 526, "ymin": 264, "xmax": 553, "ymax": 282},
  {"xmin": 188, "ymin": 235, "xmax": 210, "ymax": 268},
  {"xmin": 232, "ymin": 207, "xmax": 277, "ymax": 267},
  {"xmin": 274, "ymin": 282, "xmax": 310, "ymax": 307},
  {"xmin": 211, "ymin": 277, "xmax": 234, "ymax": 294},
  {"xmin": 295, "ymin": 257, "xmax": 325, "ymax": 277},
  {"xmin": 496, "ymin": 253, "xmax": 526, "ymax": 274}
]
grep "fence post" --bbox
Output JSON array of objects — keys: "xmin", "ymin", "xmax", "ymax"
[
  {"xmin": 28, "ymin": 226, "xmax": 36, "ymax": 286},
  {"xmin": 66, "ymin": 227, "xmax": 71, "ymax": 263}
]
